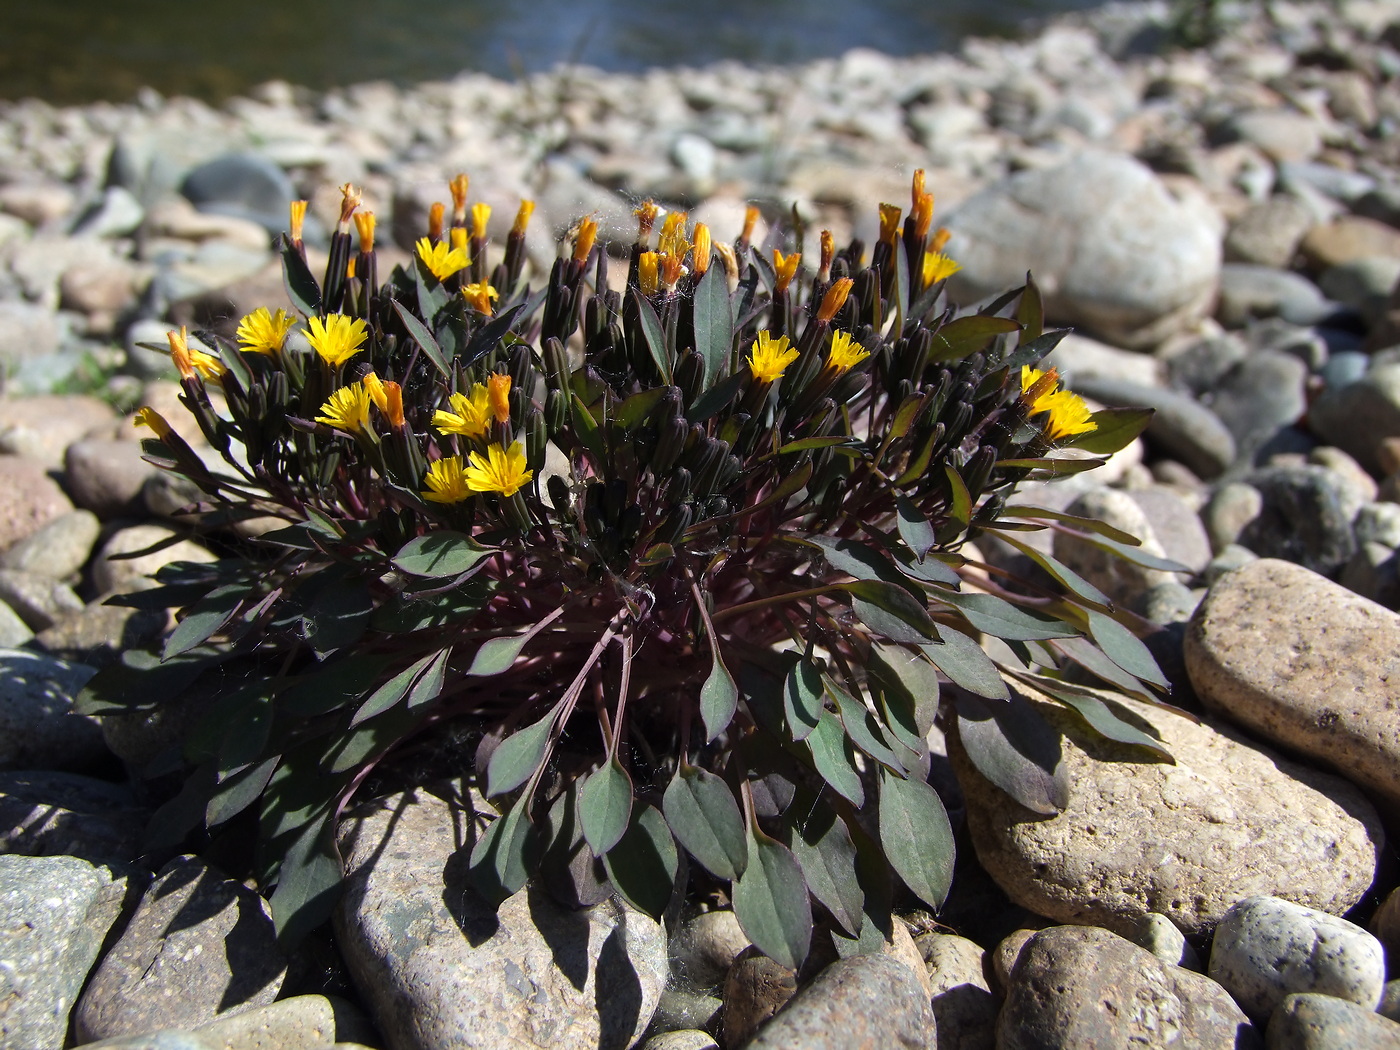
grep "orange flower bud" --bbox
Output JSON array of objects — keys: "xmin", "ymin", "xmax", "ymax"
[
  {"xmin": 353, "ymin": 211, "xmax": 376, "ymax": 253},
  {"xmin": 817, "ymin": 278, "xmax": 854, "ymax": 322},
  {"xmin": 428, "ymin": 202, "xmax": 445, "ymax": 242},
  {"xmin": 773, "ymin": 249, "xmax": 800, "ymax": 294},
  {"xmin": 487, "ymin": 373, "xmax": 511, "ymax": 424},
  {"xmin": 512, "ymin": 199, "xmax": 535, "ymax": 237},
  {"xmin": 573, "ymin": 217, "xmax": 597, "ymax": 264}
]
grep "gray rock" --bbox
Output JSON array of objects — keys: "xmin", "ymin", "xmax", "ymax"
[
  {"xmin": 1223, "ymin": 110, "xmax": 1323, "ymax": 164},
  {"xmin": 1217, "ymin": 265, "xmax": 1341, "ymax": 328},
  {"xmin": 0, "ymin": 302, "xmax": 64, "ymax": 373},
  {"xmin": 1052, "ymin": 487, "xmax": 1182, "ymax": 606},
  {"xmin": 641, "ymin": 1032, "xmax": 719, "ymax": 1050},
  {"xmin": 180, "ymin": 154, "xmax": 296, "ymax": 234},
  {"xmin": 1340, "ymin": 541, "xmax": 1400, "ymax": 607},
  {"xmin": 1236, "ymin": 466, "xmax": 1357, "ymax": 577},
  {"xmin": 0, "ymin": 770, "xmax": 145, "ymax": 867},
  {"xmin": 1165, "ymin": 334, "xmax": 1249, "ymax": 397},
  {"xmin": 998, "ymin": 925, "xmax": 1259, "ymax": 1049},
  {"xmin": 75, "ymin": 855, "xmax": 286, "ymax": 1041},
  {"xmin": 0, "ymin": 509, "xmax": 102, "ymax": 580},
  {"xmin": 64, "ymin": 439, "xmax": 163, "ymax": 519},
  {"xmin": 336, "ymin": 787, "xmax": 667, "ymax": 1050},
  {"xmin": 1209, "ymin": 896, "xmax": 1385, "ymax": 1021},
  {"xmin": 1205, "ymin": 351, "xmax": 1309, "ymax": 463},
  {"xmin": 91, "ymin": 524, "xmax": 217, "ymax": 596},
  {"xmin": 916, "ymin": 932, "xmax": 996, "ymax": 1050},
  {"xmin": 1224, "ymin": 196, "xmax": 1316, "ymax": 268},
  {"xmin": 1139, "ymin": 580, "xmax": 1202, "ymax": 625},
  {"xmin": 0, "ymin": 648, "xmax": 105, "ymax": 772},
  {"xmin": 1042, "ymin": 332, "xmax": 1162, "ymax": 389},
  {"xmin": 1321, "ymin": 350, "xmax": 1369, "ymax": 389},
  {"xmin": 0, "ymin": 456, "xmax": 75, "ymax": 555},
  {"xmin": 1320, "ymin": 257, "xmax": 1400, "ymax": 326},
  {"xmin": 70, "ymin": 186, "xmax": 144, "ymax": 238},
  {"xmin": 1266, "ymin": 992, "xmax": 1400, "ymax": 1049},
  {"xmin": 0, "ymin": 853, "xmax": 122, "ymax": 1050},
  {"xmin": 1063, "ymin": 377, "xmax": 1236, "ymax": 478},
  {"xmin": 949, "ymin": 680, "xmax": 1382, "ymax": 939},
  {"xmin": 1382, "ymin": 981, "xmax": 1400, "ymax": 1023},
  {"xmin": 1371, "ymin": 887, "xmax": 1400, "ymax": 965},
  {"xmin": 744, "ymin": 953, "xmax": 935, "ymax": 1050},
  {"xmin": 1126, "ymin": 912, "xmax": 1200, "ymax": 970},
  {"xmin": 1202, "ymin": 543, "xmax": 1259, "ymax": 586},
  {"xmin": 0, "ymin": 570, "xmax": 84, "ymax": 632},
  {"xmin": 1309, "ymin": 446, "xmax": 1378, "ymax": 506},
  {"xmin": 671, "ymin": 909, "xmax": 750, "ymax": 990},
  {"xmin": 0, "ymin": 603, "xmax": 32, "ymax": 647},
  {"xmin": 648, "ymin": 986, "xmax": 721, "ymax": 1035},
  {"xmin": 1185, "ymin": 558, "xmax": 1400, "ymax": 808},
  {"xmin": 1278, "ymin": 163, "xmax": 1378, "ymax": 206},
  {"xmin": 1202, "ymin": 482, "xmax": 1264, "ymax": 554},
  {"xmin": 0, "ymin": 394, "xmax": 117, "ymax": 470},
  {"xmin": 1123, "ymin": 486, "xmax": 1213, "ymax": 575},
  {"xmin": 32, "ymin": 600, "xmax": 166, "ymax": 670},
  {"xmin": 944, "ymin": 152, "xmax": 1222, "ymax": 349},
  {"xmin": 1309, "ymin": 363, "xmax": 1400, "ymax": 475}
]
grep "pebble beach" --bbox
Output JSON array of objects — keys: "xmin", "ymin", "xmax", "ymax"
[{"xmin": 3, "ymin": 1, "xmax": 1400, "ymax": 1047}]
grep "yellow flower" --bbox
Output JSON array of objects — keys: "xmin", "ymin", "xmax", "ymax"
[
  {"xmin": 512, "ymin": 199, "xmax": 535, "ymax": 237},
  {"xmin": 658, "ymin": 211, "xmax": 689, "ymax": 259},
  {"xmin": 316, "ymin": 384, "xmax": 372, "ymax": 434},
  {"xmin": 132, "ymin": 406, "xmax": 173, "ymax": 440},
  {"xmin": 433, "ymin": 384, "xmax": 492, "ymax": 439},
  {"xmin": 879, "ymin": 203, "xmax": 902, "ymax": 245},
  {"xmin": 747, "ymin": 331, "xmax": 799, "ymax": 383},
  {"xmin": 693, "ymin": 223, "xmax": 712, "ymax": 275},
  {"xmin": 488, "ymin": 373, "xmax": 512, "ymax": 424},
  {"xmin": 306, "ymin": 314, "xmax": 368, "ymax": 367},
  {"xmin": 353, "ymin": 211, "xmax": 376, "ymax": 253},
  {"xmin": 773, "ymin": 249, "xmax": 800, "ymax": 294},
  {"xmin": 471, "ymin": 202, "xmax": 491, "ymax": 238},
  {"xmin": 826, "ymin": 331, "xmax": 870, "ymax": 373},
  {"xmin": 421, "ymin": 455, "xmax": 473, "ymax": 504},
  {"xmin": 922, "ymin": 250, "xmax": 961, "ymax": 288},
  {"xmin": 1020, "ymin": 365, "xmax": 1060, "ymax": 415},
  {"xmin": 464, "ymin": 441, "xmax": 534, "ymax": 497},
  {"xmin": 168, "ymin": 326, "xmax": 226, "ymax": 381},
  {"xmin": 638, "ymin": 252, "xmax": 660, "ymax": 296},
  {"xmin": 462, "ymin": 281, "xmax": 498, "ymax": 315},
  {"xmin": 236, "ymin": 307, "xmax": 295, "ymax": 356},
  {"xmin": 415, "ymin": 236, "xmax": 469, "ymax": 281},
  {"xmin": 1041, "ymin": 390, "xmax": 1097, "ymax": 440}
]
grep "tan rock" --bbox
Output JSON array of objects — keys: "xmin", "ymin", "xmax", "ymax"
[
  {"xmin": 949, "ymin": 681, "xmax": 1382, "ymax": 939},
  {"xmin": 91, "ymin": 524, "xmax": 217, "ymax": 596},
  {"xmin": 1185, "ymin": 558, "xmax": 1400, "ymax": 808},
  {"xmin": 723, "ymin": 947, "xmax": 798, "ymax": 1048},
  {"xmin": 0, "ymin": 394, "xmax": 118, "ymax": 468},
  {"xmin": 0, "ymin": 456, "xmax": 74, "ymax": 553},
  {"xmin": 1300, "ymin": 215, "xmax": 1400, "ymax": 271}
]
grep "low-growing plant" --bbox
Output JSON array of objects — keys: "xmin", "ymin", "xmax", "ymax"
[{"xmin": 79, "ymin": 173, "xmax": 1178, "ymax": 965}]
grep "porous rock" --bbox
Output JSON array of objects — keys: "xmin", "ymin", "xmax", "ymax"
[
  {"xmin": 1185, "ymin": 558, "xmax": 1400, "ymax": 808},
  {"xmin": 0, "ymin": 456, "xmax": 73, "ymax": 554},
  {"xmin": 916, "ymin": 932, "xmax": 997, "ymax": 1050},
  {"xmin": 948, "ymin": 680, "xmax": 1382, "ymax": 938},
  {"xmin": 0, "ymin": 647, "xmax": 105, "ymax": 772},
  {"xmin": 1265, "ymin": 992, "xmax": 1400, "ymax": 1049}
]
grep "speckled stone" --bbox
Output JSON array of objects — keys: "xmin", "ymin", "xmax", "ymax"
[
  {"xmin": 0, "ymin": 456, "xmax": 74, "ymax": 554},
  {"xmin": 0, "ymin": 509, "xmax": 101, "ymax": 580},
  {"xmin": 721, "ymin": 947, "xmax": 798, "ymax": 1048},
  {"xmin": 1265, "ymin": 992, "xmax": 1400, "ymax": 1048},
  {"xmin": 0, "ymin": 770, "xmax": 145, "ymax": 867},
  {"xmin": 1185, "ymin": 558, "xmax": 1400, "ymax": 808},
  {"xmin": 916, "ymin": 932, "xmax": 996, "ymax": 1050},
  {"xmin": 1209, "ymin": 896, "xmax": 1386, "ymax": 1021},
  {"xmin": 0, "ymin": 647, "xmax": 106, "ymax": 772},
  {"xmin": 743, "ymin": 953, "xmax": 936, "ymax": 1050}
]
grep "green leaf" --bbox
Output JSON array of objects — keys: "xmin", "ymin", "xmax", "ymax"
[
  {"xmin": 927, "ymin": 315, "xmax": 1020, "ymax": 364},
  {"xmin": 206, "ymin": 755, "xmax": 279, "ymax": 827},
  {"xmin": 392, "ymin": 299, "xmax": 451, "ymax": 379},
  {"xmin": 867, "ymin": 643, "xmax": 940, "ymax": 754},
  {"xmin": 887, "ymin": 393, "xmax": 927, "ymax": 441},
  {"xmin": 805, "ymin": 536, "xmax": 915, "ymax": 596},
  {"xmin": 1052, "ymin": 635, "xmax": 1154, "ymax": 698},
  {"xmin": 1053, "ymin": 530, "xmax": 1191, "ymax": 573},
  {"xmin": 892, "ymin": 548, "xmax": 963, "ymax": 586},
  {"xmin": 373, "ymin": 582, "xmax": 489, "ymax": 633},
  {"xmin": 662, "ymin": 764, "xmax": 747, "ymax": 880},
  {"xmin": 944, "ymin": 465, "xmax": 973, "ymax": 528},
  {"xmin": 1003, "ymin": 504, "xmax": 1145, "ymax": 547},
  {"xmin": 75, "ymin": 647, "xmax": 223, "ymax": 715},
  {"xmin": 777, "ymin": 436, "xmax": 858, "ymax": 454},
  {"xmin": 992, "ymin": 533, "xmax": 1112, "ymax": 607},
  {"xmin": 695, "ymin": 596, "xmax": 738, "ymax": 742},
  {"xmin": 995, "ymin": 456, "xmax": 1103, "ymax": 475},
  {"xmin": 323, "ymin": 703, "xmax": 423, "ymax": 774},
  {"xmin": 469, "ymin": 797, "xmax": 539, "ymax": 903},
  {"xmin": 878, "ymin": 768, "xmax": 955, "ymax": 911},
  {"xmin": 1022, "ymin": 676, "xmax": 1172, "ymax": 761},
  {"xmin": 603, "ymin": 803, "xmax": 679, "ymax": 920},
  {"xmin": 281, "ymin": 239, "xmax": 322, "ymax": 317},
  {"xmin": 732, "ymin": 824, "xmax": 812, "ymax": 970},
  {"xmin": 615, "ymin": 387, "xmax": 668, "ymax": 432},
  {"xmin": 637, "ymin": 544, "xmax": 674, "ymax": 567},
  {"xmin": 782, "ymin": 656, "xmax": 825, "ymax": 742},
  {"xmin": 1061, "ymin": 406, "xmax": 1153, "ymax": 454},
  {"xmin": 392, "ymin": 531, "xmax": 493, "ymax": 577},
  {"xmin": 955, "ymin": 690, "xmax": 1068, "ymax": 815},
  {"xmin": 468, "ymin": 633, "xmax": 529, "ymax": 676},
  {"xmin": 895, "ymin": 495, "xmax": 937, "ymax": 561},
  {"xmin": 789, "ymin": 801, "xmax": 863, "ymax": 936},
  {"xmin": 934, "ymin": 590, "xmax": 1079, "ymax": 641},
  {"xmin": 631, "ymin": 290, "xmax": 672, "ymax": 385},
  {"xmin": 461, "ymin": 302, "xmax": 528, "ymax": 368},
  {"xmin": 841, "ymin": 580, "xmax": 936, "ymax": 643},
  {"xmin": 351, "ymin": 648, "xmax": 450, "ymax": 726},
  {"xmin": 570, "ymin": 392, "xmax": 608, "ymax": 465},
  {"xmin": 1016, "ymin": 273, "xmax": 1044, "ymax": 344},
  {"xmin": 693, "ymin": 262, "xmax": 734, "ymax": 388},
  {"xmin": 688, "ymin": 370, "xmax": 749, "ymax": 423},
  {"xmin": 919, "ymin": 630, "xmax": 1009, "ymax": 701},
  {"xmin": 806, "ymin": 711, "xmax": 865, "ymax": 806},
  {"xmin": 829, "ymin": 681, "xmax": 905, "ymax": 773},
  {"xmin": 300, "ymin": 574, "xmax": 374, "ymax": 658},
  {"xmin": 579, "ymin": 757, "xmax": 633, "ymax": 856},
  {"xmin": 279, "ymin": 654, "xmax": 391, "ymax": 717},
  {"xmin": 269, "ymin": 815, "xmax": 342, "ymax": 948},
  {"xmin": 486, "ymin": 710, "xmax": 556, "ymax": 796},
  {"xmin": 1086, "ymin": 611, "xmax": 1169, "ymax": 690}
]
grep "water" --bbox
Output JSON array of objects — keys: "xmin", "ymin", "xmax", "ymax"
[{"xmin": 2, "ymin": 0, "xmax": 1112, "ymax": 106}]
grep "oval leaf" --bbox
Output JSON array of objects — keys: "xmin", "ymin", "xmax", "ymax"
[
  {"xmin": 789, "ymin": 803, "xmax": 863, "ymax": 937},
  {"xmin": 1086, "ymin": 611, "xmax": 1169, "ymax": 690},
  {"xmin": 919, "ymin": 629, "xmax": 1009, "ymax": 701},
  {"xmin": 783, "ymin": 657, "xmax": 825, "ymax": 742},
  {"xmin": 579, "ymin": 757, "xmax": 633, "ymax": 856},
  {"xmin": 732, "ymin": 826, "xmax": 812, "ymax": 970},
  {"xmin": 468, "ymin": 798, "xmax": 539, "ymax": 903},
  {"xmin": 351, "ymin": 648, "xmax": 450, "ymax": 726},
  {"xmin": 485, "ymin": 710, "xmax": 555, "ymax": 797},
  {"xmin": 603, "ymin": 803, "xmax": 679, "ymax": 919},
  {"xmin": 662, "ymin": 764, "xmax": 747, "ymax": 880},
  {"xmin": 806, "ymin": 711, "xmax": 865, "ymax": 807},
  {"xmin": 393, "ymin": 531, "xmax": 493, "ymax": 578},
  {"xmin": 877, "ymin": 768, "xmax": 955, "ymax": 911},
  {"xmin": 954, "ymin": 690, "xmax": 1068, "ymax": 815},
  {"xmin": 895, "ymin": 496, "xmax": 937, "ymax": 561}
]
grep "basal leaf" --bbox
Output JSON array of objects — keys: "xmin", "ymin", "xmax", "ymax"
[
  {"xmin": 392, "ymin": 531, "xmax": 494, "ymax": 577},
  {"xmin": 992, "ymin": 532, "xmax": 1112, "ymax": 607},
  {"xmin": 269, "ymin": 815, "xmax": 341, "ymax": 948},
  {"xmin": 840, "ymin": 580, "xmax": 936, "ymax": 643},
  {"xmin": 1016, "ymin": 272, "xmax": 1044, "ymax": 343},
  {"xmin": 732, "ymin": 824, "xmax": 812, "ymax": 970},
  {"xmin": 468, "ymin": 633, "xmax": 530, "ymax": 676},
  {"xmin": 878, "ymin": 768, "xmax": 955, "ymax": 911},
  {"xmin": 919, "ymin": 629, "xmax": 1009, "ymax": 700},
  {"xmin": 927, "ymin": 315, "xmax": 1020, "ymax": 363},
  {"xmin": 392, "ymin": 298, "xmax": 451, "ymax": 379},
  {"xmin": 663, "ymin": 763, "xmax": 747, "ymax": 880},
  {"xmin": 351, "ymin": 648, "xmax": 450, "ymax": 726},
  {"xmin": 632, "ymin": 290, "xmax": 672, "ymax": 385},
  {"xmin": 892, "ymin": 548, "xmax": 963, "ymax": 586},
  {"xmin": 895, "ymin": 495, "xmax": 937, "ymax": 561},
  {"xmin": 829, "ymin": 681, "xmax": 905, "ymax": 773},
  {"xmin": 944, "ymin": 465, "xmax": 972, "ymax": 528},
  {"xmin": 696, "ymin": 597, "xmax": 738, "ymax": 742},
  {"xmin": 301, "ymin": 574, "xmax": 374, "ymax": 658},
  {"xmin": 281, "ymin": 239, "xmax": 322, "ymax": 317},
  {"xmin": 603, "ymin": 803, "xmax": 679, "ymax": 919},
  {"xmin": 1086, "ymin": 611, "xmax": 1169, "ymax": 690},
  {"xmin": 954, "ymin": 690, "xmax": 1068, "ymax": 814},
  {"xmin": 579, "ymin": 757, "xmax": 633, "ymax": 856},
  {"xmin": 469, "ymin": 797, "xmax": 540, "ymax": 904},
  {"xmin": 1052, "ymin": 634, "xmax": 1154, "ymax": 699},
  {"xmin": 806, "ymin": 711, "xmax": 865, "ymax": 806},
  {"xmin": 75, "ymin": 646, "xmax": 222, "ymax": 716},
  {"xmin": 461, "ymin": 302, "xmax": 528, "ymax": 368},
  {"xmin": 1021, "ymin": 675, "xmax": 1172, "ymax": 761},
  {"xmin": 164, "ymin": 583, "xmax": 245, "ymax": 659},
  {"xmin": 789, "ymin": 801, "xmax": 863, "ymax": 936},
  {"xmin": 570, "ymin": 392, "xmax": 607, "ymax": 465},
  {"xmin": 485, "ymin": 709, "xmax": 556, "ymax": 797},
  {"xmin": 867, "ymin": 643, "xmax": 940, "ymax": 754},
  {"xmin": 615, "ymin": 386, "xmax": 668, "ymax": 432},
  {"xmin": 206, "ymin": 755, "xmax": 279, "ymax": 827},
  {"xmin": 783, "ymin": 657, "xmax": 825, "ymax": 742},
  {"xmin": 693, "ymin": 262, "xmax": 734, "ymax": 388},
  {"xmin": 934, "ymin": 590, "xmax": 1079, "ymax": 641},
  {"xmin": 805, "ymin": 536, "xmax": 910, "ymax": 594}
]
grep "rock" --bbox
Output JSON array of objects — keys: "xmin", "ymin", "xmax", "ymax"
[
  {"xmin": 1320, "ymin": 258, "xmax": 1400, "ymax": 326},
  {"xmin": 1371, "ymin": 887, "xmax": 1400, "ymax": 963},
  {"xmin": 91, "ymin": 524, "xmax": 217, "ymax": 596},
  {"xmin": 1355, "ymin": 503, "xmax": 1400, "ymax": 549},
  {"xmin": 0, "ymin": 509, "xmax": 102, "ymax": 580},
  {"xmin": 0, "ymin": 394, "xmax": 116, "ymax": 469},
  {"xmin": 1165, "ymin": 334, "xmax": 1249, "ymax": 397},
  {"xmin": 1203, "ymin": 543, "xmax": 1259, "ymax": 585},
  {"xmin": 998, "ymin": 925, "xmax": 1258, "ymax": 1050},
  {"xmin": 1300, "ymin": 216, "xmax": 1400, "ymax": 272},
  {"xmin": 949, "ymin": 679, "xmax": 1382, "ymax": 939},
  {"xmin": 336, "ymin": 786, "xmax": 667, "ymax": 1050},
  {"xmin": 1125, "ymin": 912, "xmax": 1200, "ymax": 970},
  {"xmin": 1309, "ymin": 363, "xmax": 1400, "ymax": 475},
  {"xmin": 1052, "ymin": 487, "xmax": 1182, "ymax": 606},
  {"xmin": 1223, "ymin": 196, "xmax": 1316, "ymax": 268},
  {"xmin": 180, "ymin": 154, "xmax": 296, "ymax": 234},
  {"xmin": 144, "ymin": 196, "xmax": 273, "ymax": 253},
  {"xmin": 1235, "ymin": 466, "xmax": 1358, "ymax": 576},
  {"xmin": 944, "ymin": 152, "xmax": 1222, "ymax": 349},
  {"xmin": 1340, "ymin": 541, "xmax": 1400, "ymax": 607},
  {"xmin": 1309, "ymin": 446, "xmax": 1378, "ymax": 506},
  {"xmin": 32, "ymin": 601, "xmax": 166, "ymax": 670},
  {"xmin": 0, "ymin": 456, "xmax": 74, "ymax": 555},
  {"xmin": 671, "ymin": 909, "xmax": 750, "ymax": 989},
  {"xmin": 0, "ymin": 648, "xmax": 105, "ymax": 772},
  {"xmin": 1062, "ymin": 377, "xmax": 1236, "ymax": 477},
  {"xmin": 1265, "ymin": 992, "xmax": 1400, "ymax": 1049},
  {"xmin": 916, "ymin": 932, "xmax": 997, "ymax": 1050},
  {"xmin": 70, "ymin": 186, "xmax": 145, "ymax": 238},
  {"xmin": 0, "ymin": 603, "xmax": 33, "ymax": 647},
  {"xmin": 1203, "ymin": 482, "xmax": 1264, "ymax": 553},
  {"xmin": 0, "ymin": 770, "xmax": 145, "ymax": 866},
  {"xmin": 1223, "ymin": 110, "xmax": 1323, "ymax": 163},
  {"xmin": 1205, "ymin": 351, "xmax": 1308, "ymax": 463},
  {"xmin": 1383, "ymin": 981, "xmax": 1400, "ymax": 1023},
  {"xmin": 641, "ymin": 1032, "xmax": 719, "ymax": 1050},
  {"xmin": 1123, "ymin": 486, "xmax": 1213, "ymax": 575},
  {"xmin": 722, "ymin": 948, "xmax": 798, "ymax": 1047},
  {"xmin": 60, "ymin": 257, "xmax": 145, "ymax": 319},
  {"xmin": 0, "ymin": 854, "xmax": 122, "ymax": 1050},
  {"xmin": 74, "ymin": 855, "xmax": 286, "ymax": 1041},
  {"xmin": 1209, "ymin": 896, "xmax": 1386, "ymax": 1020},
  {"xmin": 0, "ymin": 302, "xmax": 64, "ymax": 374},
  {"xmin": 193, "ymin": 994, "xmax": 374, "ymax": 1049},
  {"xmin": 1217, "ymin": 265, "xmax": 1340, "ymax": 328},
  {"xmin": 743, "ymin": 953, "xmax": 935, "ymax": 1050},
  {"xmin": 649, "ymin": 986, "xmax": 722, "ymax": 1035},
  {"xmin": 64, "ymin": 438, "xmax": 163, "ymax": 519},
  {"xmin": 1042, "ymin": 332, "xmax": 1163, "ymax": 388},
  {"xmin": 1186, "ymin": 558, "xmax": 1400, "ymax": 808},
  {"xmin": 0, "ymin": 181, "xmax": 75, "ymax": 226}
]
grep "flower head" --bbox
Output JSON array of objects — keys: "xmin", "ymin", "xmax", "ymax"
[
  {"xmin": 462, "ymin": 280, "xmax": 498, "ymax": 315},
  {"xmin": 879, "ymin": 203, "xmax": 902, "ymax": 246},
  {"xmin": 421, "ymin": 455, "xmax": 473, "ymax": 504},
  {"xmin": 316, "ymin": 383, "xmax": 372, "ymax": 434},
  {"xmin": 693, "ymin": 223, "xmax": 712, "ymax": 275},
  {"xmin": 306, "ymin": 314, "xmax": 368, "ymax": 367},
  {"xmin": 747, "ymin": 331, "xmax": 799, "ymax": 384},
  {"xmin": 353, "ymin": 211, "xmax": 376, "ymax": 253},
  {"xmin": 817, "ymin": 278, "xmax": 854, "ymax": 323},
  {"xmin": 236, "ymin": 307, "xmax": 295, "ymax": 356},
  {"xmin": 464, "ymin": 441, "xmax": 534, "ymax": 497},
  {"xmin": 415, "ymin": 236, "xmax": 469, "ymax": 281},
  {"xmin": 133, "ymin": 406, "xmax": 173, "ymax": 440},
  {"xmin": 658, "ymin": 212, "xmax": 689, "ymax": 259},
  {"xmin": 773, "ymin": 249, "xmax": 800, "ymax": 294},
  {"xmin": 289, "ymin": 200, "xmax": 307, "ymax": 243},
  {"xmin": 487, "ymin": 373, "xmax": 512, "ymax": 424},
  {"xmin": 638, "ymin": 252, "xmax": 660, "ymax": 296},
  {"xmin": 434, "ymin": 384, "xmax": 492, "ymax": 439},
  {"xmin": 512, "ymin": 199, "xmax": 535, "ymax": 237},
  {"xmin": 573, "ymin": 218, "xmax": 598, "ymax": 264},
  {"xmin": 471, "ymin": 202, "xmax": 491, "ymax": 239},
  {"xmin": 922, "ymin": 250, "xmax": 961, "ymax": 288},
  {"xmin": 826, "ymin": 331, "xmax": 870, "ymax": 374},
  {"xmin": 1020, "ymin": 366, "xmax": 1096, "ymax": 440},
  {"xmin": 168, "ymin": 326, "xmax": 226, "ymax": 381}
]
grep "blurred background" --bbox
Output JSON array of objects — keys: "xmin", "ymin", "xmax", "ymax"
[{"xmin": 3, "ymin": 0, "xmax": 1112, "ymax": 105}]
